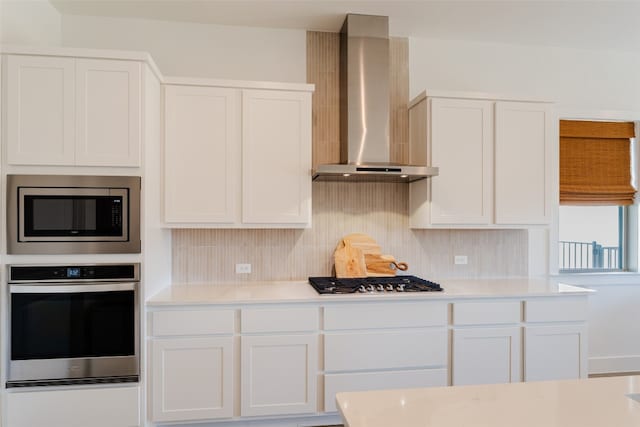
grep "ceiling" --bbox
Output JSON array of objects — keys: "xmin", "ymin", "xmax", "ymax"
[{"xmin": 48, "ymin": 1, "xmax": 640, "ymax": 52}]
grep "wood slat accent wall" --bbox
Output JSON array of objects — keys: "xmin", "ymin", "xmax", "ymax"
[
  {"xmin": 307, "ymin": 31, "xmax": 340, "ymax": 168},
  {"xmin": 389, "ymin": 37, "xmax": 410, "ymax": 164}
]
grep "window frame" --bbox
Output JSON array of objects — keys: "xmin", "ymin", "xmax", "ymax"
[{"xmin": 549, "ymin": 113, "xmax": 639, "ymax": 276}]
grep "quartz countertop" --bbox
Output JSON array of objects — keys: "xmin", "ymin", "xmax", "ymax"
[
  {"xmin": 146, "ymin": 277, "xmax": 591, "ymax": 306},
  {"xmin": 336, "ymin": 375, "xmax": 640, "ymax": 427}
]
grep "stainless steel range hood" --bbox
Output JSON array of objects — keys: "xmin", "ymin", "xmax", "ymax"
[{"xmin": 312, "ymin": 14, "xmax": 438, "ymax": 183}]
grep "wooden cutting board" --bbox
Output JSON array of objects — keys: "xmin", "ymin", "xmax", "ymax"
[
  {"xmin": 364, "ymin": 254, "xmax": 409, "ymax": 277},
  {"xmin": 334, "ymin": 238, "xmax": 367, "ymax": 278},
  {"xmin": 335, "ymin": 233, "xmax": 409, "ymax": 277},
  {"xmin": 342, "ymin": 233, "xmax": 382, "ymax": 255}
]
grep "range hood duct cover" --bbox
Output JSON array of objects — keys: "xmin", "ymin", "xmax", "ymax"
[{"xmin": 313, "ymin": 14, "xmax": 438, "ymax": 183}]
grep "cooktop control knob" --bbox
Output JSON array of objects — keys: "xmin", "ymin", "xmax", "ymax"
[
  {"xmin": 358, "ymin": 285, "xmax": 367, "ymax": 293},
  {"xmin": 367, "ymin": 284, "xmax": 375, "ymax": 292},
  {"xmin": 397, "ymin": 284, "xmax": 406, "ymax": 292},
  {"xmin": 386, "ymin": 284, "xmax": 394, "ymax": 292},
  {"xmin": 377, "ymin": 284, "xmax": 385, "ymax": 292}
]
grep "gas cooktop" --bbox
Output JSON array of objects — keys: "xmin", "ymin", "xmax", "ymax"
[{"xmin": 308, "ymin": 276, "xmax": 443, "ymax": 295}]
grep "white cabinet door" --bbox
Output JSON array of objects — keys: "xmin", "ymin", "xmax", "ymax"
[
  {"xmin": 242, "ymin": 90, "xmax": 311, "ymax": 225},
  {"xmin": 75, "ymin": 59, "xmax": 141, "ymax": 166},
  {"xmin": 163, "ymin": 85, "xmax": 240, "ymax": 223},
  {"xmin": 495, "ymin": 101, "xmax": 552, "ymax": 224},
  {"xmin": 524, "ymin": 324, "xmax": 587, "ymax": 381},
  {"xmin": 241, "ymin": 334, "xmax": 317, "ymax": 417},
  {"xmin": 452, "ymin": 326, "xmax": 521, "ymax": 386},
  {"xmin": 429, "ymin": 97, "xmax": 493, "ymax": 224},
  {"xmin": 151, "ymin": 337, "xmax": 233, "ymax": 422},
  {"xmin": 6, "ymin": 55, "xmax": 75, "ymax": 165}
]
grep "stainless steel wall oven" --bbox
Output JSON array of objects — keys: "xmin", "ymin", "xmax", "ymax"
[
  {"xmin": 7, "ymin": 175, "xmax": 141, "ymax": 254},
  {"xmin": 7, "ymin": 264, "xmax": 140, "ymax": 388}
]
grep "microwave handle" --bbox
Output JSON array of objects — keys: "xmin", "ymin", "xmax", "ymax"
[{"xmin": 10, "ymin": 282, "xmax": 137, "ymax": 293}]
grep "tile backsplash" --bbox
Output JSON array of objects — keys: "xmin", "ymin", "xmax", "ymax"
[{"xmin": 172, "ymin": 182, "xmax": 528, "ymax": 283}]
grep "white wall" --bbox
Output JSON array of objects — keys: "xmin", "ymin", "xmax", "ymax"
[
  {"xmin": 409, "ymin": 37, "xmax": 640, "ymax": 113},
  {"xmin": 0, "ymin": 0, "xmax": 61, "ymax": 45},
  {"xmin": 60, "ymin": 14, "xmax": 306, "ymax": 82}
]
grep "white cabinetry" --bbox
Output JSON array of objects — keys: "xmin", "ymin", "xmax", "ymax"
[
  {"xmin": 524, "ymin": 297, "xmax": 588, "ymax": 381},
  {"xmin": 151, "ymin": 337, "xmax": 233, "ymax": 421},
  {"xmin": 6, "ymin": 386, "xmax": 140, "ymax": 427},
  {"xmin": 163, "ymin": 79, "xmax": 313, "ymax": 228},
  {"xmin": 163, "ymin": 85, "xmax": 239, "ymax": 223},
  {"xmin": 149, "ymin": 310, "xmax": 235, "ymax": 422},
  {"xmin": 323, "ymin": 302, "xmax": 448, "ymax": 412},
  {"xmin": 242, "ymin": 90, "xmax": 311, "ymax": 224},
  {"xmin": 452, "ymin": 301, "xmax": 522, "ymax": 386},
  {"xmin": 240, "ymin": 307, "xmax": 318, "ymax": 417},
  {"xmin": 6, "ymin": 54, "xmax": 141, "ymax": 166},
  {"xmin": 409, "ymin": 91, "xmax": 554, "ymax": 228}
]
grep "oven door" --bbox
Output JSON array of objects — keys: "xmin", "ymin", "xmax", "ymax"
[
  {"xmin": 18, "ymin": 187, "xmax": 129, "ymax": 242},
  {"xmin": 8, "ymin": 282, "xmax": 139, "ymax": 387}
]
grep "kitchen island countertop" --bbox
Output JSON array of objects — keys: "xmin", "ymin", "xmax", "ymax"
[
  {"xmin": 336, "ymin": 375, "xmax": 640, "ymax": 427},
  {"xmin": 147, "ymin": 277, "xmax": 591, "ymax": 306}
]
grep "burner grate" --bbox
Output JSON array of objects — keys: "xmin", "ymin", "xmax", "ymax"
[{"xmin": 308, "ymin": 275, "xmax": 442, "ymax": 294}]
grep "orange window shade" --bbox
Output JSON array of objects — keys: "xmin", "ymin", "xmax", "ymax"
[{"xmin": 560, "ymin": 120, "xmax": 636, "ymax": 206}]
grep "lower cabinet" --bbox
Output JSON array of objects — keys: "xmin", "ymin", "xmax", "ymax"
[
  {"xmin": 241, "ymin": 334, "xmax": 318, "ymax": 417},
  {"xmin": 147, "ymin": 294, "xmax": 589, "ymax": 424},
  {"xmin": 524, "ymin": 324, "xmax": 587, "ymax": 381},
  {"xmin": 322, "ymin": 301, "xmax": 449, "ymax": 412},
  {"xmin": 452, "ymin": 326, "xmax": 521, "ymax": 386},
  {"xmin": 6, "ymin": 385, "xmax": 140, "ymax": 427},
  {"xmin": 150, "ymin": 337, "xmax": 233, "ymax": 422}
]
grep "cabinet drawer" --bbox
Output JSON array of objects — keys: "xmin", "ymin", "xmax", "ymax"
[
  {"xmin": 151, "ymin": 310, "xmax": 235, "ymax": 336},
  {"xmin": 324, "ymin": 369, "xmax": 447, "ymax": 412},
  {"xmin": 325, "ymin": 329, "xmax": 447, "ymax": 372},
  {"xmin": 453, "ymin": 301, "xmax": 521, "ymax": 325},
  {"xmin": 324, "ymin": 302, "xmax": 447, "ymax": 330},
  {"xmin": 525, "ymin": 297, "xmax": 587, "ymax": 323},
  {"xmin": 241, "ymin": 307, "xmax": 318, "ymax": 333}
]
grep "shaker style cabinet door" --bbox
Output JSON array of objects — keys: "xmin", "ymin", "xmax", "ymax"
[
  {"xmin": 452, "ymin": 326, "xmax": 521, "ymax": 386},
  {"xmin": 241, "ymin": 334, "xmax": 318, "ymax": 417},
  {"xmin": 163, "ymin": 85, "xmax": 240, "ymax": 223},
  {"xmin": 524, "ymin": 324, "xmax": 587, "ymax": 381},
  {"xmin": 429, "ymin": 97, "xmax": 493, "ymax": 225},
  {"xmin": 494, "ymin": 101, "xmax": 553, "ymax": 224},
  {"xmin": 75, "ymin": 59, "xmax": 141, "ymax": 166},
  {"xmin": 150, "ymin": 337, "xmax": 233, "ymax": 422},
  {"xmin": 6, "ymin": 55, "xmax": 76, "ymax": 165},
  {"xmin": 241, "ymin": 89, "xmax": 312, "ymax": 225},
  {"xmin": 6, "ymin": 55, "xmax": 142, "ymax": 167}
]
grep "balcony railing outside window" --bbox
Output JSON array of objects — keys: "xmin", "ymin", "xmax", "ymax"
[{"xmin": 559, "ymin": 240, "xmax": 621, "ymax": 271}]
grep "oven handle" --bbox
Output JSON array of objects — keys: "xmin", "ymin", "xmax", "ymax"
[{"xmin": 9, "ymin": 282, "xmax": 137, "ymax": 293}]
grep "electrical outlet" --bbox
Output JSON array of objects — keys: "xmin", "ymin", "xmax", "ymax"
[
  {"xmin": 235, "ymin": 263, "xmax": 251, "ymax": 274},
  {"xmin": 454, "ymin": 255, "xmax": 468, "ymax": 265}
]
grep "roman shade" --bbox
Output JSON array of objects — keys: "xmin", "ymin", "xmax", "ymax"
[{"xmin": 560, "ymin": 120, "xmax": 636, "ymax": 205}]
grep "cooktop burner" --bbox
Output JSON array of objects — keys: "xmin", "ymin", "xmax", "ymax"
[{"xmin": 308, "ymin": 276, "xmax": 443, "ymax": 294}]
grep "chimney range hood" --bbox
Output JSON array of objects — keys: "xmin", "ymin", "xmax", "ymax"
[{"xmin": 312, "ymin": 14, "xmax": 438, "ymax": 183}]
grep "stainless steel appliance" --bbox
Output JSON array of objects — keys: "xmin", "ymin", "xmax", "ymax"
[
  {"xmin": 7, "ymin": 263, "xmax": 140, "ymax": 387},
  {"xmin": 308, "ymin": 275, "xmax": 443, "ymax": 294},
  {"xmin": 7, "ymin": 174, "xmax": 141, "ymax": 254},
  {"xmin": 312, "ymin": 14, "xmax": 438, "ymax": 182}
]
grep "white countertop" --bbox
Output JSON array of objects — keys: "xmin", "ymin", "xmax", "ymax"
[
  {"xmin": 146, "ymin": 277, "xmax": 591, "ymax": 306},
  {"xmin": 336, "ymin": 376, "xmax": 640, "ymax": 427}
]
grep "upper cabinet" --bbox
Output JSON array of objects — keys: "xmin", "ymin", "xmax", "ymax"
[
  {"xmin": 6, "ymin": 54, "xmax": 141, "ymax": 167},
  {"xmin": 163, "ymin": 80, "xmax": 313, "ymax": 228},
  {"xmin": 409, "ymin": 91, "xmax": 554, "ymax": 228}
]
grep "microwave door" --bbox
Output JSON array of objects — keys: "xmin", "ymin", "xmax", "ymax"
[{"xmin": 18, "ymin": 187, "xmax": 129, "ymax": 243}]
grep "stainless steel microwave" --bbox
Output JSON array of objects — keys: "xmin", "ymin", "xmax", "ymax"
[{"xmin": 7, "ymin": 175, "xmax": 141, "ymax": 254}]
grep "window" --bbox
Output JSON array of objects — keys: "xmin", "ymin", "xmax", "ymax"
[
  {"xmin": 559, "ymin": 205, "xmax": 624, "ymax": 271},
  {"xmin": 558, "ymin": 120, "xmax": 636, "ymax": 272}
]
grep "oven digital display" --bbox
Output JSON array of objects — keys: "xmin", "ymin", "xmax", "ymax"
[{"xmin": 67, "ymin": 268, "xmax": 81, "ymax": 278}]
